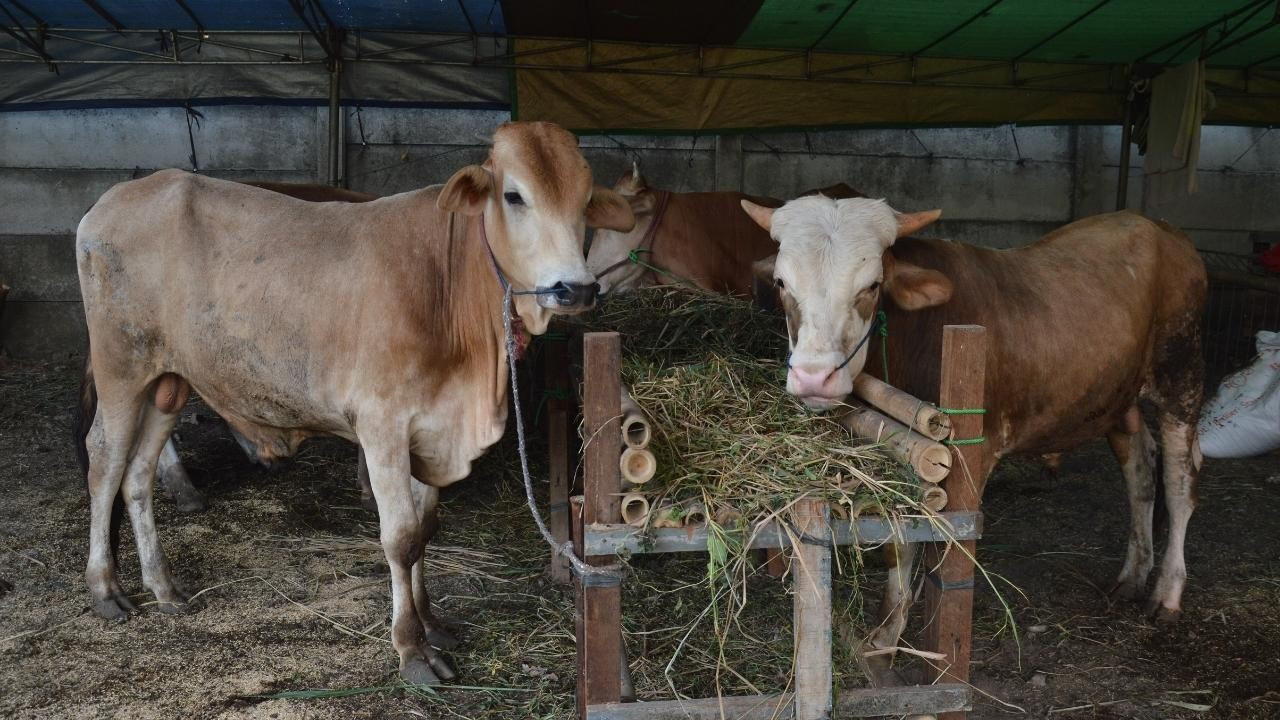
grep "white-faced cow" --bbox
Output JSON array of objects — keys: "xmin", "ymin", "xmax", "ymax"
[
  {"xmin": 76, "ymin": 122, "xmax": 633, "ymax": 685},
  {"xmin": 75, "ymin": 182, "xmax": 381, "ymax": 515},
  {"xmin": 743, "ymin": 196, "xmax": 1205, "ymax": 680},
  {"xmin": 587, "ymin": 162, "xmax": 861, "ymax": 297}
]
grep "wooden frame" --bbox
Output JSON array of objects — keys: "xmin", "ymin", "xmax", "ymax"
[{"xmin": 550, "ymin": 327, "xmax": 987, "ymax": 720}]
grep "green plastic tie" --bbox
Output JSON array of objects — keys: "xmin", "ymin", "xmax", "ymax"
[
  {"xmin": 944, "ymin": 436, "xmax": 986, "ymax": 446},
  {"xmin": 938, "ymin": 407, "xmax": 986, "ymax": 415}
]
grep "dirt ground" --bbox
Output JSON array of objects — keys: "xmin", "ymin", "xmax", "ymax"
[{"xmin": 1, "ymin": 359, "xmax": 1277, "ymax": 719}]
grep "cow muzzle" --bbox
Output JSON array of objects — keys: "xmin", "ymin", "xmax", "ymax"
[
  {"xmin": 538, "ymin": 281, "xmax": 599, "ymax": 312},
  {"xmin": 787, "ymin": 363, "xmax": 851, "ymax": 411}
]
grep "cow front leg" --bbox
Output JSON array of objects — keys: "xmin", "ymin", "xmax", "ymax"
[
  {"xmin": 356, "ymin": 447, "xmax": 377, "ymax": 512},
  {"xmin": 862, "ymin": 541, "xmax": 917, "ymax": 685},
  {"xmin": 408, "ymin": 479, "xmax": 460, "ymax": 659},
  {"xmin": 156, "ymin": 437, "xmax": 207, "ymax": 513},
  {"xmin": 1147, "ymin": 417, "xmax": 1201, "ymax": 622},
  {"xmin": 1106, "ymin": 421, "xmax": 1158, "ymax": 602},
  {"xmin": 364, "ymin": 440, "xmax": 451, "ymax": 685}
]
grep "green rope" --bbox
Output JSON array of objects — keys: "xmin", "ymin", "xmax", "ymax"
[
  {"xmin": 944, "ymin": 436, "xmax": 986, "ymax": 446},
  {"xmin": 938, "ymin": 407, "xmax": 986, "ymax": 415},
  {"xmin": 628, "ymin": 249, "xmax": 698, "ymax": 287}
]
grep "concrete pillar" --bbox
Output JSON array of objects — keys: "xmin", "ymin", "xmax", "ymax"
[{"xmin": 714, "ymin": 134, "xmax": 743, "ymax": 192}]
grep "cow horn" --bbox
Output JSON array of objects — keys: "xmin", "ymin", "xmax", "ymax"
[
  {"xmin": 895, "ymin": 208, "xmax": 942, "ymax": 238},
  {"xmin": 741, "ymin": 199, "xmax": 775, "ymax": 232}
]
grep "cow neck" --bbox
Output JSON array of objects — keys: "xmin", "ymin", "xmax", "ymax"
[
  {"xmin": 595, "ymin": 189, "xmax": 672, "ymax": 282},
  {"xmin": 477, "ymin": 213, "xmax": 532, "ymax": 361}
]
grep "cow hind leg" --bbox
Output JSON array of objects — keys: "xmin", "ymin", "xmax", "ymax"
[
  {"xmin": 1106, "ymin": 417, "xmax": 1158, "ymax": 602},
  {"xmin": 121, "ymin": 401, "xmax": 191, "ymax": 613},
  {"xmin": 363, "ymin": 438, "xmax": 452, "ymax": 686},
  {"xmin": 156, "ymin": 437, "xmax": 207, "ymax": 513},
  {"xmin": 861, "ymin": 541, "xmax": 917, "ymax": 686},
  {"xmin": 85, "ymin": 394, "xmax": 145, "ymax": 621},
  {"xmin": 1147, "ymin": 416, "xmax": 1200, "ymax": 622}
]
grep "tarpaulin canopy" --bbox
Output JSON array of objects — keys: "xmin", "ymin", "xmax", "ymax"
[{"xmin": 3, "ymin": 0, "xmax": 1279, "ymax": 128}]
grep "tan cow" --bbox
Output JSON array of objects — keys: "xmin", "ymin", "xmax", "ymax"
[
  {"xmin": 586, "ymin": 162, "xmax": 861, "ymax": 297},
  {"xmin": 744, "ymin": 196, "xmax": 1205, "ymax": 681},
  {"xmin": 76, "ymin": 122, "xmax": 633, "ymax": 685}
]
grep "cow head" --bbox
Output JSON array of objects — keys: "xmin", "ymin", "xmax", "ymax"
[
  {"xmin": 586, "ymin": 161, "xmax": 659, "ymax": 296},
  {"xmin": 439, "ymin": 122, "xmax": 634, "ymax": 333},
  {"xmin": 742, "ymin": 196, "xmax": 949, "ymax": 410}
]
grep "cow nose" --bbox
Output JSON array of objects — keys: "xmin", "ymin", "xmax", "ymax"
[
  {"xmin": 788, "ymin": 365, "xmax": 842, "ymax": 398},
  {"xmin": 551, "ymin": 281, "xmax": 599, "ymax": 308}
]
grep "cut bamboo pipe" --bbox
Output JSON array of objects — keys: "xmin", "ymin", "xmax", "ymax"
[
  {"xmin": 651, "ymin": 501, "xmax": 684, "ymax": 528},
  {"xmin": 839, "ymin": 407, "xmax": 951, "ymax": 483},
  {"xmin": 852, "ymin": 373, "xmax": 952, "ymax": 442},
  {"xmin": 920, "ymin": 483, "xmax": 949, "ymax": 512},
  {"xmin": 620, "ymin": 492, "xmax": 651, "ymax": 527},
  {"xmin": 619, "ymin": 386, "xmax": 652, "ymax": 449},
  {"xmin": 683, "ymin": 501, "xmax": 708, "ymax": 527},
  {"xmin": 619, "ymin": 447, "xmax": 656, "ymax": 485}
]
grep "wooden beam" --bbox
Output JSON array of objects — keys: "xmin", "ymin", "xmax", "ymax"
[
  {"xmin": 791, "ymin": 499, "xmax": 831, "ymax": 720},
  {"xmin": 545, "ymin": 329, "xmax": 572, "ymax": 584},
  {"xmin": 576, "ymin": 332, "xmax": 624, "ymax": 718},
  {"xmin": 921, "ymin": 325, "xmax": 988, "ymax": 720},
  {"xmin": 586, "ymin": 683, "xmax": 970, "ymax": 719},
  {"xmin": 583, "ymin": 511, "xmax": 982, "ymax": 556}
]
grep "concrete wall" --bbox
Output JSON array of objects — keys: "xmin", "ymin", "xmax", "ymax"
[{"xmin": 2, "ymin": 105, "xmax": 1278, "ymax": 358}]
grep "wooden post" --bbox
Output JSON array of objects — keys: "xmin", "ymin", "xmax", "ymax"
[
  {"xmin": 545, "ymin": 330, "xmax": 571, "ymax": 584},
  {"xmin": 576, "ymin": 332, "xmax": 624, "ymax": 718},
  {"xmin": 791, "ymin": 498, "xmax": 832, "ymax": 720},
  {"xmin": 922, "ymin": 325, "xmax": 987, "ymax": 720}
]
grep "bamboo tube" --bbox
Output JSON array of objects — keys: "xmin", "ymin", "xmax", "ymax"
[
  {"xmin": 683, "ymin": 501, "xmax": 708, "ymax": 527},
  {"xmin": 651, "ymin": 501, "xmax": 684, "ymax": 528},
  {"xmin": 839, "ymin": 407, "xmax": 951, "ymax": 483},
  {"xmin": 619, "ymin": 386, "xmax": 652, "ymax": 449},
  {"xmin": 920, "ymin": 483, "xmax": 949, "ymax": 512},
  {"xmin": 852, "ymin": 374, "xmax": 952, "ymax": 441},
  {"xmin": 619, "ymin": 447, "xmax": 656, "ymax": 486},
  {"xmin": 620, "ymin": 493, "xmax": 651, "ymax": 527}
]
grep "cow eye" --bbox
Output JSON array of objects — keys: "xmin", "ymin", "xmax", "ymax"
[
  {"xmin": 504, "ymin": 191, "xmax": 524, "ymax": 206},
  {"xmin": 774, "ymin": 277, "xmax": 785, "ymax": 290},
  {"xmin": 868, "ymin": 281, "xmax": 881, "ymax": 292}
]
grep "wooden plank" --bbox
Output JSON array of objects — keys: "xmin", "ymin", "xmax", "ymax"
[
  {"xmin": 583, "ymin": 511, "xmax": 982, "ymax": 556},
  {"xmin": 577, "ymin": 332, "xmax": 624, "ymax": 718},
  {"xmin": 790, "ymin": 499, "xmax": 831, "ymax": 720},
  {"xmin": 545, "ymin": 330, "xmax": 572, "ymax": 584},
  {"xmin": 922, "ymin": 325, "xmax": 987, "ymax": 720},
  {"xmin": 586, "ymin": 683, "xmax": 970, "ymax": 719}
]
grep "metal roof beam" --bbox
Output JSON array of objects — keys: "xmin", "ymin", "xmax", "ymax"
[
  {"xmin": 912, "ymin": 0, "xmax": 1004, "ymax": 57},
  {"xmin": 1203, "ymin": 7, "xmax": 1280, "ymax": 59},
  {"xmin": 0, "ymin": 0, "xmax": 55, "ymax": 68},
  {"xmin": 286, "ymin": 0, "xmax": 340, "ymax": 61},
  {"xmin": 80, "ymin": 0, "xmax": 125, "ymax": 31},
  {"xmin": 1202, "ymin": 0, "xmax": 1275, "ymax": 55},
  {"xmin": 1013, "ymin": 0, "xmax": 1111, "ymax": 62},
  {"xmin": 5, "ymin": 0, "xmax": 47, "ymax": 27},
  {"xmin": 1135, "ymin": 0, "xmax": 1271, "ymax": 63}
]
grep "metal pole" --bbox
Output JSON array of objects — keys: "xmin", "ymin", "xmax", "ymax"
[
  {"xmin": 1115, "ymin": 80, "xmax": 1134, "ymax": 210},
  {"xmin": 327, "ymin": 57, "xmax": 342, "ymax": 187}
]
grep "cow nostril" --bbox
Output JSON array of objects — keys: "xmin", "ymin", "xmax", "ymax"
[{"xmin": 551, "ymin": 282, "xmax": 598, "ymax": 306}]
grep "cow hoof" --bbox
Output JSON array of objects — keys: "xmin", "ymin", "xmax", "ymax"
[
  {"xmin": 424, "ymin": 649, "xmax": 457, "ymax": 682},
  {"xmin": 1145, "ymin": 600, "xmax": 1181, "ymax": 624},
  {"xmin": 92, "ymin": 594, "xmax": 136, "ymax": 622},
  {"xmin": 1108, "ymin": 579, "xmax": 1144, "ymax": 603},
  {"xmin": 400, "ymin": 657, "xmax": 442, "ymax": 687},
  {"xmin": 426, "ymin": 627, "xmax": 460, "ymax": 651}
]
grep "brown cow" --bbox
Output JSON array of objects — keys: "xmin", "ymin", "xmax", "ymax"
[
  {"xmin": 74, "ymin": 182, "xmax": 379, "ymax": 514},
  {"xmin": 745, "ymin": 197, "xmax": 1205, "ymax": 681},
  {"xmin": 586, "ymin": 162, "xmax": 861, "ymax": 297},
  {"xmin": 76, "ymin": 122, "xmax": 633, "ymax": 685}
]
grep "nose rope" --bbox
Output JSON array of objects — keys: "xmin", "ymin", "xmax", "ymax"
[
  {"xmin": 788, "ymin": 308, "xmax": 886, "ymax": 373},
  {"xmin": 594, "ymin": 189, "xmax": 672, "ymax": 281},
  {"xmin": 479, "ymin": 214, "xmax": 624, "ymax": 582}
]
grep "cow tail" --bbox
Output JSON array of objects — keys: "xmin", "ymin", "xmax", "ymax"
[{"xmin": 73, "ymin": 346, "xmax": 96, "ymax": 477}]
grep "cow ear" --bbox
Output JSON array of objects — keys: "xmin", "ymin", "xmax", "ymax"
[
  {"xmin": 741, "ymin": 200, "xmax": 775, "ymax": 232},
  {"xmin": 894, "ymin": 208, "xmax": 942, "ymax": 238},
  {"xmin": 587, "ymin": 187, "xmax": 636, "ymax": 231},
  {"xmin": 883, "ymin": 252, "xmax": 952, "ymax": 310},
  {"xmin": 438, "ymin": 165, "xmax": 492, "ymax": 216},
  {"xmin": 615, "ymin": 161, "xmax": 646, "ymax": 195}
]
